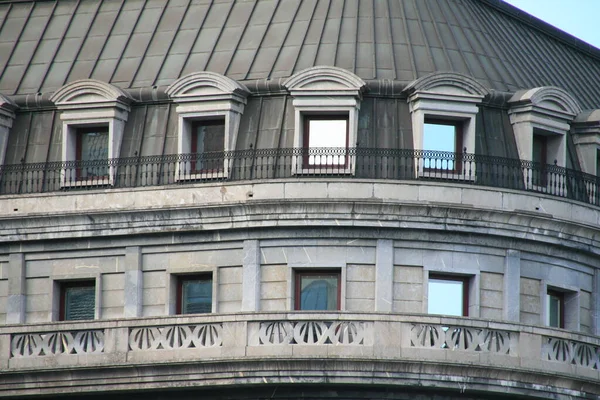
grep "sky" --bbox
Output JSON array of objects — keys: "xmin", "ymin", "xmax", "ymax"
[{"xmin": 503, "ymin": 0, "xmax": 600, "ymax": 49}]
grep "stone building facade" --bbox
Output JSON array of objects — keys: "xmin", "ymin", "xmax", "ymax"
[{"xmin": 0, "ymin": 0, "xmax": 600, "ymax": 399}]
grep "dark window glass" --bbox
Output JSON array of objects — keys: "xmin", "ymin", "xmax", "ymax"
[
  {"xmin": 60, "ymin": 281, "xmax": 95, "ymax": 321},
  {"xmin": 303, "ymin": 115, "xmax": 348, "ymax": 167},
  {"xmin": 532, "ymin": 134, "xmax": 548, "ymax": 186},
  {"xmin": 546, "ymin": 290, "xmax": 564, "ymax": 328},
  {"xmin": 295, "ymin": 271, "xmax": 340, "ymax": 310},
  {"xmin": 177, "ymin": 275, "xmax": 213, "ymax": 314},
  {"xmin": 77, "ymin": 127, "xmax": 109, "ymax": 178},
  {"xmin": 192, "ymin": 119, "xmax": 225, "ymax": 171},
  {"xmin": 428, "ymin": 275, "xmax": 469, "ymax": 317}
]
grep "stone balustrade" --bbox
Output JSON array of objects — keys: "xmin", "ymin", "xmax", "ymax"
[{"xmin": 1, "ymin": 313, "xmax": 599, "ymax": 397}]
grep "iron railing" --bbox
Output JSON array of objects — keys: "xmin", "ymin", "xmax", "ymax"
[{"xmin": 0, "ymin": 147, "xmax": 598, "ymax": 205}]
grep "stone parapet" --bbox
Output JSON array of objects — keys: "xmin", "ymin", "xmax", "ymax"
[{"xmin": 1, "ymin": 313, "xmax": 598, "ymax": 399}]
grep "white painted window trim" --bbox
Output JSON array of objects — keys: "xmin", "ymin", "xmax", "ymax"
[
  {"xmin": 49, "ymin": 80, "xmax": 132, "ymax": 188},
  {"xmin": 572, "ymin": 110, "xmax": 600, "ymax": 176},
  {"xmin": 166, "ymin": 266, "xmax": 218, "ymax": 315},
  {"xmin": 406, "ymin": 72, "xmax": 488, "ymax": 181},
  {"xmin": 284, "ymin": 66, "xmax": 366, "ymax": 176},
  {"xmin": 166, "ymin": 72, "xmax": 249, "ymax": 181}
]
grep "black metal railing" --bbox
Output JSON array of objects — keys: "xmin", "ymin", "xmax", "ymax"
[{"xmin": 1, "ymin": 147, "xmax": 598, "ymax": 205}]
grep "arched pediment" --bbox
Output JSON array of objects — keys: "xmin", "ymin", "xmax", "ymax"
[
  {"xmin": 166, "ymin": 71, "xmax": 249, "ymax": 101},
  {"xmin": 509, "ymin": 86, "xmax": 581, "ymax": 116},
  {"xmin": 405, "ymin": 72, "xmax": 489, "ymax": 98},
  {"xmin": 284, "ymin": 66, "xmax": 366, "ymax": 94},
  {"xmin": 50, "ymin": 79, "xmax": 132, "ymax": 107}
]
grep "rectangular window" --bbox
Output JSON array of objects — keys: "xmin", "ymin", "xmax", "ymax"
[
  {"xmin": 423, "ymin": 121, "xmax": 463, "ymax": 171},
  {"xmin": 546, "ymin": 289, "xmax": 564, "ymax": 328},
  {"xmin": 191, "ymin": 119, "xmax": 225, "ymax": 172},
  {"xmin": 76, "ymin": 127, "xmax": 109, "ymax": 179},
  {"xmin": 60, "ymin": 281, "xmax": 95, "ymax": 321},
  {"xmin": 428, "ymin": 275, "xmax": 469, "ymax": 317},
  {"xmin": 295, "ymin": 270, "xmax": 341, "ymax": 311},
  {"xmin": 176, "ymin": 274, "xmax": 213, "ymax": 314},
  {"xmin": 303, "ymin": 115, "xmax": 349, "ymax": 168}
]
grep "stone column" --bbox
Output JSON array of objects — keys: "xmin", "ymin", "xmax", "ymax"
[
  {"xmin": 241, "ymin": 240, "xmax": 260, "ymax": 312},
  {"xmin": 123, "ymin": 246, "xmax": 143, "ymax": 317},
  {"xmin": 375, "ymin": 239, "xmax": 393, "ymax": 312},
  {"xmin": 6, "ymin": 253, "xmax": 25, "ymax": 324},
  {"xmin": 503, "ymin": 249, "xmax": 521, "ymax": 322}
]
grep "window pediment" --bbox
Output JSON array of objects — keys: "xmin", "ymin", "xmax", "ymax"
[
  {"xmin": 166, "ymin": 71, "xmax": 249, "ymax": 104},
  {"xmin": 50, "ymin": 79, "xmax": 132, "ymax": 112},
  {"xmin": 283, "ymin": 66, "xmax": 366, "ymax": 98},
  {"xmin": 508, "ymin": 87, "xmax": 581, "ymax": 120},
  {"xmin": 405, "ymin": 72, "xmax": 489, "ymax": 100}
]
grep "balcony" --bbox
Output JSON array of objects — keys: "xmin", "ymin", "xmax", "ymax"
[
  {"xmin": 1, "ymin": 313, "xmax": 599, "ymax": 398},
  {"xmin": 1, "ymin": 148, "xmax": 598, "ymax": 206}
]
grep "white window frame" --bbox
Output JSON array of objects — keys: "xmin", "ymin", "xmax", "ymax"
[
  {"xmin": 49, "ymin": 79, "xmax": 132, "ymax": 188},
  {"xmin": 0, "ymin": 94, "xmax": 17, "ymax": 168},
  {"xmin": 284, "ymin": 66, "xmax": 366, "ymax": 175},
  {"xmin": 407, "ymin": 72, "xmax": 488, "ymax": 181},
  {"xmin": 166, "ymin": 72, "xmax": 249, "ymax": 181}
]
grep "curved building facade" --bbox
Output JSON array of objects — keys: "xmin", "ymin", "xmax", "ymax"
[{"xmin": 0, "ymin": 1, "xmax": 599, "ymax": 399}]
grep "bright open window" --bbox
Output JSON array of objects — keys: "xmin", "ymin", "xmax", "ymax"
[
  {"xmin": 176, "ymin": 274, "xmax": 213, "ymax": 314},
  {"xmin": 294, "ymin": 270, "xmax": 341, "ymax": 311},
  {"xmin": 303, "ymin": 115, "xmax": 349, "ymax": 168},
  {"xmin": 427, "ymin": 275, "xmax": 469, "ymax": 317},
  {"xmin": 423, "ymin": 121, "xmax": 464, "ymax": 171}
]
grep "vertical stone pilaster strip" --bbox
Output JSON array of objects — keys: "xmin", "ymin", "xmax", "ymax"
[
  {"xmin": 375, "ymin": 239, "xmax": 393, "ymax": 312},
  {"xmin": 7, "ymin": 253, "xmax": 26, "ymax": 324},
  {"xmin": 504, "ymin": 249, "xmax": 521, "ymax": 322},
  {"xmin": 124, "ymin": 246, "xmax": 142, "ymax": 318},
  {"xmin": 242, "ymin": 240, "xmax": 260, "ymax": 312}
]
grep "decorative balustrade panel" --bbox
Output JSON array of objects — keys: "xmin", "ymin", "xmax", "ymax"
[
  {"xmin": 11, "ymin": 330, "xmax": 104, "ymax": 357},
  {"xmin": 543, "ymin": 336, "xmax": 600, "ymax": 370},
  {"xmin": 410, "ymin": 324, "xmax": 513, "ymax": 354},
  {"xmin": 258, "ymin": 320, "xmax": 371, "ymax": 345},
  {"xmin": 129, "ymin": 324, "xmax": 223, "ymax": 351}
]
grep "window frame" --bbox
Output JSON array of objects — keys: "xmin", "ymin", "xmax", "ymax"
[
  {"xmin": 294, "ymin": 270, "xmax": 341, "ymax": 311},
  {"xmin": 75, "ymin": 126, "xmax": 110, "ymax": 181},
  {"xmin": 59, "ymin": 280, "xmax": 96, "ymax": 321},
  {"xmin": 423, "ymin": 119, "xmax": 465, "ymax": 174},
  {"xmin": 189, "ymin": 118, "xmax": 226, "ymax": 174},
  {"xmin": 175, "ymin": 273, "xmax": 214, "ymax": 315},
  {"xmin": 546, "ymin": 289, "xmax": 565, "ymax": 329},
  {"xmin": 302, "ymin": 114, "xmax": 350, "ymax": 169},
  {"xmin": 427, "ymin": 274, "xmax": 470, "ymax": 317}
]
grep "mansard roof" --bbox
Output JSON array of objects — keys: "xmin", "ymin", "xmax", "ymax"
[{"xmin": 0, "ymin": 0, "xmax": 600, "ymax": 109}]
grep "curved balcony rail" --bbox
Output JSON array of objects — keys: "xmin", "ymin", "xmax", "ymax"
[
  {"xmin": 0, "ymin": 148, "xmax": 598, "ymax": 205},
  {"xmin": 2, "ymin": 313, "xmax": 599, "ymax": 398}
]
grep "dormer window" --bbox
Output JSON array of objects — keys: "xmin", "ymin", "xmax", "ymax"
[
  {"xmin": 166, "ymin": 72, "xmax": 249, "ymax": 180},
  {"xmin": 0, "ymin": 94, "xmax": 17, "ymax": 168},
  {"xmin": 284, "ymin": 66, "xmax": 366, "ymax": 174},
  {"xmin": 49, "ymin": 79, "xmax": 132, "ymax": 187},
  {"xmin": 406, "ymin": 72, "xmax": 488, "ymax": 179}
]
